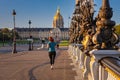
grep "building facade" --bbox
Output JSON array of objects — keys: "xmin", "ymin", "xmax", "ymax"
[{"xmin": 16, "ymin": 7, "xmax": 69, "ymax": 40}]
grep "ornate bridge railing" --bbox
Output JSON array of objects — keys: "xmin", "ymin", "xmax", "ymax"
[
  {"xmin": 68, "ymin": 44, "xmax": 120, "ymax": 80},
  {"xmin": 100, "ymin": 57, "xmax": 120, "ymax": 80}
]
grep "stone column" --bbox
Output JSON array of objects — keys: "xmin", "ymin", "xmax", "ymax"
[
  {"xmin": 83, "ymin": 54, "xmax": 91, "ymax": 80},
  {"xmin": 90, "ymin": 54, "xmax": 99, "ymax": 80}
]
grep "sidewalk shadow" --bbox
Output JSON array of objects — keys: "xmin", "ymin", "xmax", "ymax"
[{"xmin": 28, "ymin": 62, "xmax": 49, "ymax": 80}]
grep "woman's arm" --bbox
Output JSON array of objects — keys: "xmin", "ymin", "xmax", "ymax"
[{"xmin": 47, "ymin": 43, "xmax": 49, "ymax": 48}]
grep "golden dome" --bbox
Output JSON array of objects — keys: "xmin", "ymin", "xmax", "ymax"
[
  {"xmin": 53, "ymin": 7, "xmax": 64, "ymax": 28},
  {"xmin": 54, "ymin": 8, "xmax": 62, "ymax": 20},
  {"xmin": 76, "ymin": 0, "xmax": 79, "ymax": 5}
]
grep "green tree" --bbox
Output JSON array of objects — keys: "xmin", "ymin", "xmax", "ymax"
[
  {"xmin": 1, "ymin": 28, "xmax": 10, "ymax": 41},
  {"xmin": 114, "ymin": 24, "xmax": 120, "ymax": 35},
  {"xmin": 0, "ymin": 30, "xmax": 2, "ymax": 40},
  {"xmin": 0, "ymin": 28, "xmax": 20, "ymax": 40},
  {"xmin": 1, "ymin": 28, "xmax": 9, "ymax": 33}
]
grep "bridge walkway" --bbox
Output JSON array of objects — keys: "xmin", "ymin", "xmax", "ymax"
[{"xmin": 0, "ymin": 46, "xmax": 83, "ymax": 80}]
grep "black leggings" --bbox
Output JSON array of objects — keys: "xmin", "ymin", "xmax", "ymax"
[{"xmin": 49, "ymin": 51, "xmax": 56, "ymax": 65}]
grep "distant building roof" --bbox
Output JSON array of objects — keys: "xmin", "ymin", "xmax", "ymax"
[{"xmin": 16, "ymin": 27, "xmax": 69, "ymax": 32}]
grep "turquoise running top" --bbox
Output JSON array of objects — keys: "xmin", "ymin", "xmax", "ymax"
[{"xmin": 48, "ymin": 41, "xmax": 56, "ymax": 52}]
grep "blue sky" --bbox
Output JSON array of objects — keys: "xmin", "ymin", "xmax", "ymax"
[
  {"xmin": 94, "ymin": 0, "xmax": 120, "ymax": 25},
  {"xmin": 0, "ymin": 0, "xmax": 120, "ymax": 28}
]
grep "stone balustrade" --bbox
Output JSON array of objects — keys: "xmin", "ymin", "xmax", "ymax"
[
  {"xmin": 68, "ymin": 44, "xmax": 120, "ymax": 80},
  {"xmin": 99, "ymin": 57, "xmax": 120, "ymax": 80}
]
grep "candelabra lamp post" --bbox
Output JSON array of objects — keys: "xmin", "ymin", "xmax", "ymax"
[
  {"xmin": 12, "ymin": 9, "xmax": 17, "ymax": 53},
  {"xmin": 92, "ymin": 0, "xmax": 119, "ymax": 49},
  {"xmin": 28, "ymin": 20, "xmax": 32, "ymax": 51}
]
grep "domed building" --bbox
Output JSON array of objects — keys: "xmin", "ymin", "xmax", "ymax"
[
  {"xmin": 16, "ymin": 7, "xmax": 69, "ymax": 40},
  {"xmin": 53, "ymin": 7, "xmax": 64, "ymax": 28}
]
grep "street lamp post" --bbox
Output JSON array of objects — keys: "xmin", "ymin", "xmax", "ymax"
[
  {"xmin": 12, "ymin": 9, "xmax": 17, "ymax": 53},
  {"xmin": 28, "ymin": 20, "xmax": 32, "ymax": 51},
  {"xmin": 68, "ymin": 17, "xmax": 71, "ymax": 28},
  {"xmin": 2, "ymin": 33, "xmax": 5, "ymax": 47}
]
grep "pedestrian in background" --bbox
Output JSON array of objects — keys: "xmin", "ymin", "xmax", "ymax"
[
  {"xmin": 55, "ymin": 35, "xmax": 60, "ymax": 49},
  {"xmin": 47, "ymin": 37, "xmax": 57, "ymax": 70},
  {"xmin": 41, "ymin": 38, "xmax": 45, "ymax": 48}
]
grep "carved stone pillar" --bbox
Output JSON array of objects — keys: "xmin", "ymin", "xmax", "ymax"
[
  {"xmin": 83, "ymin": 55, "xmax": 91, "ymax": 80},
  {"xmin": 90, "ymin": 55, "xmax": 99, "ymax": 80},
  {"xmin": 79, "ymin": 49, "xmax": 85, "ymax": 70}
]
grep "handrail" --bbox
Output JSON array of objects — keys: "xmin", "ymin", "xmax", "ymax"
[{"xmin": 99, "ymin": 57, "xmax": 120, "ymax": 79}]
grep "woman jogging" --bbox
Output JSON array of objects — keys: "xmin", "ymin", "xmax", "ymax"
[{"xmin": 47, "ymin": 37, "xmax": 57, "ymax": 70}]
